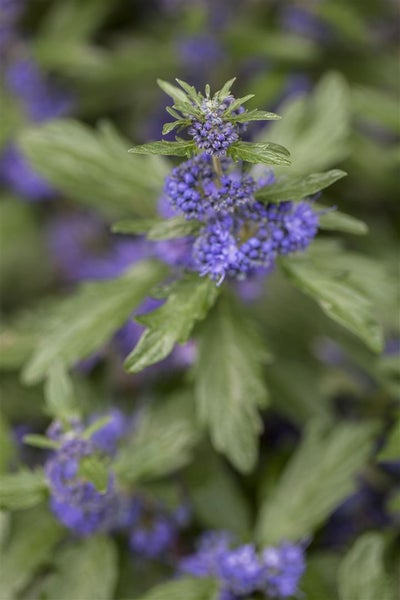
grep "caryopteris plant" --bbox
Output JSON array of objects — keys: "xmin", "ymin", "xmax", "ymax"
[{"xmin": 2, "ymin": 78, "xmax": 396, "ymax": 600}]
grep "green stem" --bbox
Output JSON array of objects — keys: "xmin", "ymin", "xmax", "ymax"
[{"xmin": 212, "ymin": 156, "xmax": 223, "ymax": 183}]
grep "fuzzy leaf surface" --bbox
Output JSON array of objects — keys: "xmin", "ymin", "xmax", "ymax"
[
  {"xmin": 281, "ymin": 250, "xmax": 383, "ymax": 353},
  {"xmin": 0, "ymin": 470, "xmax": 48, "ymax": 511},
  {"xmin": 318, "ymin": 209, "xmax": 368, "ymax": 235},
  {"xmin": 134, "ymin": 577, "xmax": 219, "ymax": 600},
  {"xmin": 194, "ymin": 295, "xmax": 270, "ymax": 473},
  {"xmin": 115, "ymin": 393, "xmax": 200, "ymax": 484},
  {"xmin": 129, "ymin": 140, "xmax": 196, "ymax": 157},
  {"xmin": 125, "ymin": 275, "xmax": 218, "ymax": 373},
  {"xmin": 0, "ymin": 507, "xmax": 63, "ymax": 600},
  {"xmin": 229, "ymin": 141, "xmax": 291, "ymax": 166},
  {"xmin": 338, "ymin": 533, "xmax": 396, "ymax": 600},
  {"xmin": 23, "ymin": 260, "xmax": 168, "ymax": 384},
  {"xmin": 256, "ymin": 420, "xmax": 376, "ymax": 545},
  {"xmin": 19, "ymin": 120, "xmax": 168, "ymax": 218},
  {"xmin": 40, "ymin": 536, "xmax": 117, "ymax": 600},
  {"xmin": 255, "ymin": 169, "xmax": 347, "ymax": 202}
]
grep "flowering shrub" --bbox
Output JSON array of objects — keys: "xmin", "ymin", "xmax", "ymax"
[{"xmin": 0, "ymin": 2, "xmax": 398, "ymax": 599}]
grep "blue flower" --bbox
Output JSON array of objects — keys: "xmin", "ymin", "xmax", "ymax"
[
  {"xmin": 129, "ymin": 515, "xmax": 177, "ymax": 559},
  {"xmin": 218, "ymin": 544, "xmax": 263, "ymax": 596},
  {"xmin": 163, "ymin": 154, "xmax": 214, "ymax": 219},
  {"xmin": 261, "ymin": 542, "xmax": 306, "ymax": 598},
  {"xmin": 179, "ymin": 530, "xmax": 233, "ymax": 577},
  {"xmin": 45, "ymin": 436, "xmax": 116, "ymax": 536},
  {"xmin": 188, "ymin": 97, "xmax": 241, "ymax": 157},
  {"xmin": 89, "ymin": 409, "xmax": 128, "ymax": 455}
]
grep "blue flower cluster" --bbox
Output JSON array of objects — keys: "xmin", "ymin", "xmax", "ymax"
[
  {"xmin": 44, "ymin": 412, "xmax": 126, "ymax": 536},
  {"xmin": 126, "ymin": 499, "xmax": 190, "ymax": 559},
  {"xmin": 162, "ymin": 151, "xmax": 319, "ymax": 284},
  {"xmin": 179, "ymin": 530, "xmax": 305, "ymax": 599},
  {"xmin": 188, "ymin": 96, "xmax": 243, "ymax": 157},
  {"xmin": 43, "ymin": 410, "xmax": 191, "ymax": 551}
]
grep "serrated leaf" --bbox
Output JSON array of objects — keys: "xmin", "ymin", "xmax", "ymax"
[
  {"xmin": 115, "ymin": 393, "xmax": 200, "ymax": 484},
  {"xmin": 261, "ymin": 72, "xmax": 350, "ymax": 174},
  {"xmin": 148, "ymin": 216, "xmax": 201, "ymax": 240},
  {"xmin": 281, "ymin": 254, "xmax": 383, "ymax": 353},
  {"xmin": 134, "ymin": 576, "xmax": 219, "ymax": 600},
  {"xmin": 318, "ymin": 209, "xmax": 368, "ymax": 235},
  {"xmin": 125, "ymin": 275, "xmax": 218, "ymax": 373},
  {"xmin": 176, "ymin": 78, "xmax": 202, "ymax": 106},
  {"xmin": 229, "ymin": 141, "xmax": 291, "ymax": 166},
  {"xmin": 19, "ymin": 120, "xmax": 168, "ymax": 219},
  {"xmin": 40, "ymin": 536, "xmax": 117, "ymax": 600},
  {"xmin": 162, "ymin": 120, "xmax": 188, "ymax": 135},
  {"xmin": 0, "ymin": 507, "xmax": 63, "ymax": 600},
  {"xmin": 194, "ymin": 294, "xmax": 270, "ymax": 473},
  {"xmin": 226, "ymin": 94, "xmax": 255, "ymax": 112},
  {"xmin": 129, "ymin": 140, "xmax": 196, "ymax": 157},
  {"xmin": 230, "ymin": 109, "xmax": 281, "ymax": 123},
  {"xmin": 0, "ymin": 470, "xmax": 48, "ymax": 511},
  {"xmin": 256, "ymin": 420, "xmax": 376, "ymax": 545},
  {"xmin": 44, "ymin": 362, "xmax": 79, "ymax": 420},
  {"xmin": 157, "ymin": 78, "xmax": 189, "ymax": 104},
  {"xmin": 255, "ymin": 170, "xmax": 347, "ymax": 202},
  {"xmin": 23, "ymin": 260, "xmax": 168, "ymax": 384},
  {"xmin": 218, "ymin": 77, "xmax": 237, "ymax": 100},
  {"xmin": 338, "ymin": 534, "xmax": 396, "ymax": 600}
]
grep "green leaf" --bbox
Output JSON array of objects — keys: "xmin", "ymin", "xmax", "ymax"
[
  {"xmin": 129, "ymin": 140, "xmax": 196, "ymax": 157},
  {"xmin": 112, "ymin": 218, "xmax": 159, "ymax": 235},
  {"xmin": 194, "ymin": 294, "xmax": 270, "ymax": 473},
  {"xmin": 338, "ymin": 534, "xmax": 396, "ymax": 600},
  {"xmin": 377, "ymin": 418, "xmax": 400, "ymax": 462},
  {"xmin": 0, "ymin": 507, "xmax": 63, "ymax": 600},
  {"xmin": 229, "ymin": 141, "xmax": 291, "ymax": 166},
  {"xmin": 0, "ymin": 470, "xmax": 47, "ymax": 511},
  {"xmin": 134, "ymin": 576, "xmax": 219, "ymax": 600},
  {"xmin": 184, "ymin": 447, "xmax": 252, "ymax": 538},
  {"xmin": 229, "ymin": 108, "xmax": 281, "ymax": 123},
  {"xmin": 162, "ymin": 120, "xmax": 189, "ymax": 135},
  {"xmin": 23, "ymin": 434, "xmax": 59, "ymax": 450},
  {"xmin": 352, "ymin": 86, "xmax": 400, "ymax": 134},
  {"xmin": 37, "ymin": 0, "xmax": 112, "ymax": 44},
  {"xmin": 255, "ymin": 170, "xmax": 347, "ymax": 202},
  {"xmin": 115, "ymin": 393, "xmax": 200, "ymax": 484},
  {"xmin": 280, "ymin": 252, "xmax": 383, "ymax": 353},
  {"xmin": 256, "ymin": 420, "xmax": 376, "ymax": 545},
  {"xmin": 23, "ymin": 260, "xmax": 168, "ymax": 384},
  {"xmin": 78, "ymin": 455, "xmax": 110, "ymax": 493},
  {"xmin": 0, "ymin": 414, "xmax": 14, "ymax": 474},
  {"xmin": 318, "ymin": 208, "xmax": 368, "ymax": 235},
  {"xmin": 261, "ymin": 72, "xmax": 350, "ymax": 174},
  {"xmin": 148, "ymin": 217, "xmax": 201, "ymax": 240},
  {"xmin": 301, "ymin": 554, "xmax": 340, "ymax": 600},
  {"xmin": 113, "ymin": 216, "xmax": 200, "ymax": 240},
  {"xmin": 19, "ymin": 120, "xmax": 169, "ymax": 219},
  {"xmin": 175, "ymin": 78, "xmax": 202, "ymax": 106},
  {"xmin": 157, "ymin": 78, "xmax": 190, "ymax": 104},
  {"xmin": 41, "ymin": 536, "xmax": 117, "ymax": 600},
  {"xmin": 44, "ymin": 362, "xmax": 79, "ymax": 420},
  {"xmin": 125, "ymin": 275, "xmax": 218, "ymax": 373},
  {"xmin": 218, "ymin": 77, "xmax": 237, "ymax": 100}
]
